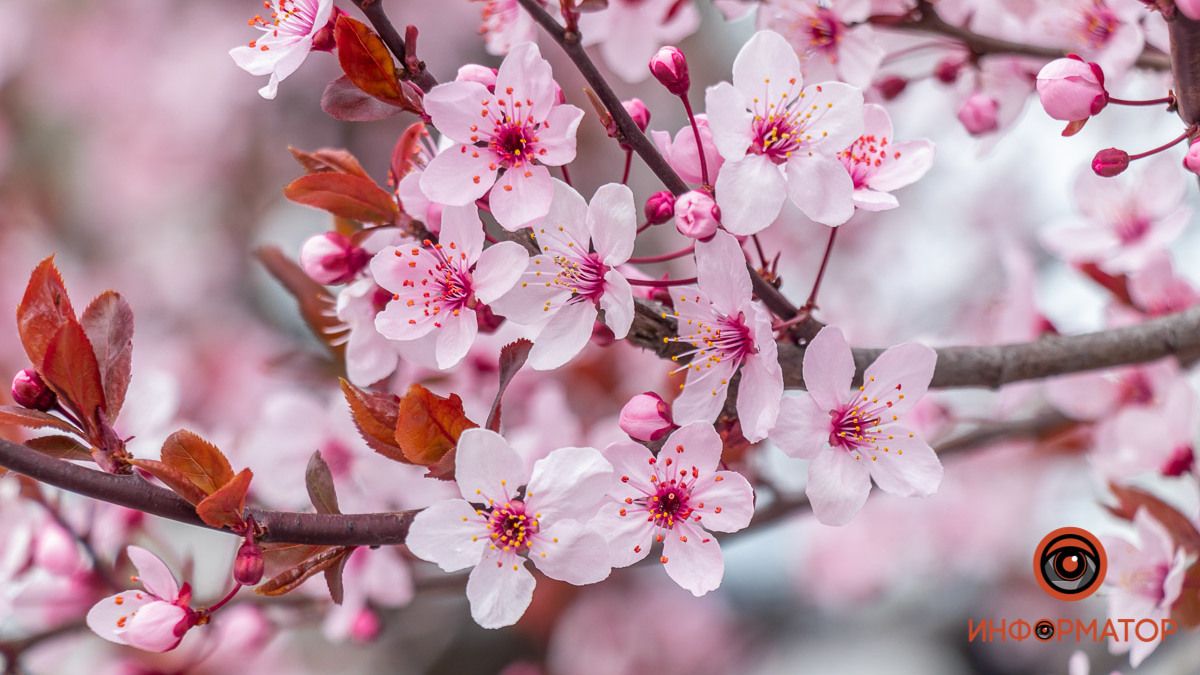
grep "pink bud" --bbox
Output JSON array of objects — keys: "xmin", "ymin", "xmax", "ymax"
[
  {"xmin": 674, "ymin": 190, "xmax": 721, "ymax": 240},
  {"xmin": 300, "ymin": 232, "xmax": 369, "ymax": 285},
  {"xmin": 11, "ymin": 369, "xmax": 55, "ymax": 411},
  {"xmin": 957, "ymin": 93, "xmax": 1000, "ymax": 135},
  {"xmin": 624, "ymin": 98, "xmax": 651, "ymax": 133},
  {"xmin": 619, "ymin": 392, "xmax": 676, "ymax": 442},
  {"xmin": 644, "ymin": 190, "xmax": 675, "ymax": 225},
  {"xmin": 456, "ymin": 64, "xmax": 498, "ymax": 90},
  {"xmin": 1092, "ymin": 148, "xmax": 1130, "ymax": 177},
  {"xmin": 310, "ymin": 6, "xmax": 345, "ymax": 53},
  {"xmin": 1036, "ymin": 56, "xmax": 1108, "ymax": 122},
  {"xmin": 875, "ymin": 75, "xmax": 907, "ymax": 101},
  {"xmin": 934, "ymin": 57, "xmax": 964, "ymax": 84},
  {"xmin": 34, "ymin": 524, "xmax": 84, "ymax": 577},
  {"xmin": 649, "ymin": 46, "xmax": 690, "ymax": 96},
  {"xmin": 1184, "ymin": 140, "xmax": 1200, "ymax": 175},
  {"xmin": 350, "ymin": 609, "xmax": 382, "ymax": 643},
  {"xmin": 1180, "ymin": 0, "xmax": 1200, "ymax": 20},
  {"xmin": 234, "ymin": 540, "xmax": 264, "ymax": 586}
]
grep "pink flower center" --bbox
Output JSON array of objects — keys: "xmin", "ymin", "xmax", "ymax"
[
  {"xmin": 246, "ymin": 0, "xmax": 321, "ymax": 48},
  {"xmin": 1117, "ymin": 371, "xmax": 1153, "ymax": 406},
  {"xmin": 1079, "ymin": 4, "xmax": 1119, "ymax": 49},
  {"xmin": 392, "ymin": 239, "xmax": 477, "ymax": 329},
  {"xmin": 1124, "ymin": 563, "xmax": 1170, "ymax": 605},
  {"xmin": 486, "ymin": 500, "xmax": 538, "ymax": 553},
  {"xmin": 839, "ymin": 133, "xmax": 900, "ymax": 189},
  {"xmin": 490, "ymin": 119, "xmax": 540, "ymax": 168},
  {"xmin": 551, "ymin": 251, "xmax": 609, "ymax": 302},
  {"xmin": 747, "ymin": 83, "xmax": 832, "ymax": 164},
  {"xmin": 670, "ymin": 310, "xmax": 757, "ymax": 373},
  {"xmin": 620, "ymin": 446, "xmax": 700, "ymax": 531},
  {"xmin": 805, "ymin": 8, "xmax": 844, "ymax": 53},
  {"xmin": 1162, "ymin": 445, "xmax": 1194, "ymax": 477},
  {"xmin": 827, "ymin": 377, "xmax": 909, "ymax": 460},
  {"xmin": 1114, "ymin": 215, "xmax": 1151, "ymax": 245}
]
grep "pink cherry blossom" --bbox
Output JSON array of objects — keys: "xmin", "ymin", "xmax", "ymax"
[
  {"xmin": 86, "ymin": 546, "xmax": 197, "ymax": 652},
  {"xmin": 771, "ymin": 326, "xmax": 942, "ymax": 525},
  {"xmin": 491, "ymin": 180, "xmax": 636, "ymax": 370},
  {"xmin": 476, "ymin": 0, "xmax": 539, "ymax": 56},
  {"xmin": 405, "ymin": 429, "xmax": 613, "ymax": 628},
  {"xmin": 229, "ymin": 0, "xmax": 333, "ymax": 99},
  {"xmin": 1094, "ymin": 378, "xmax": 1197, "ymax": 479},
  {"xmin": 371, "ymin": 204, "xmax": 529, "ymax": 370},
  {"xmin": 705, "ymin": 30, "xmax": 865, "ymax": 233},
  {"xmin": 1036, "ymin": 55, "xmax": 1108, "ymax": 122},
  {"xmin": 581, "ymin": 1, "xmax": 700, "ymax": 84},
  {"xmin": 1041, "ymin": 156, "xmax": 1190, "ymax": 273},
  {"xmin": 1045, "ymin": 358, "xmax": 1181, "ymax": 422},
  {"xmin": 419, "ymin": 43, "xmax": 584, "ymax": 231},
  {"xmin": 322, "ymin": 547, "xmax": 414, "ymax": 643},
  {"xmin": 663, "ymin": 231, "xmax": 783, "ymax": 442},
  {"xmin": 1039, "ymin": 0, "xmax": 1145, "ymax": 77},
  {"xmin": 757, "ymin": 0, "xmax": 886, "ymax": 88},
  {"xmin": 838, "ymin": 104, "xmax": 934, "ymax": 212},
  {"xmin": 650, "ymin": 115, "xmax": 725, "ymax": 185},
  {"xmin": 1104, "ymin": 510, "xmax": 1191, "ymax": 667},
  {"xmin": 592, "ymin": 422, "xmax": 755, "ymax": 596},
  {"xmin": 1128, "ymin": 253, "xmax": 1199, "ymax": 317}
]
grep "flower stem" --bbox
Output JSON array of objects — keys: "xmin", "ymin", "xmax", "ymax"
[
  {"xmin": 205, "ymin": 585, "xmax": 242, "ymax": 615},
  {"xmin": 1128, "ymin": 128, "xmax": 1194, "ymax": 161},
  {"xmin": 627, "ymin": 276, "xmax": 698, "ymax": 287},
  {"xmin": 680, "ymin": 95, "xmax": 709, "ymax": 187},
  {"xmin": 1107, "ymin": 94, "xmax": 1175, "ymax": 107},
  {"xmin": 621, "ymin": 150, "xmax": 633, "ymax": 185},
  {"xmin": 560, "ymin": 164, "xmax": 574, "ymax": 186},
  {"xmin": 628, "ymin": 245, "xmax": 695, "ymax": 264},
  {"xmin": 801, "ymin": 227, "xmax": 839, "ymax": 312}
]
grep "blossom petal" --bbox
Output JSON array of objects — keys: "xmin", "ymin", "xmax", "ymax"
[
  {"xmin": 533, "ymin": 179, "xmax": 591, "ymax": 253},
  {"xmin": 795, "ymin": 81, "xmax": 865, "ymax": 154},
  {"xmin": 695, "ymin": 230, "xmax": 751, "ymax": 316},
  {"xmin": 465, "ymin": 548, "xmax": 536, "ymax": 629},
  {"xmin": 405, "ymin": 499, "xmax": 489, "ymax": 572},
  {"xmin": 704, "ymin": 82, "xmax": 753, "ymax": 161},
  {"xmin": 834, "ymin": 26, "xmax": 886, "ymax": 88},
  {"xmin": 127, "ymin": 546, "xmax": 178, "ymax": 601},
  {"xmin": 770, "ymin": 393, "xmax": 830, "ymax": 460},
  {"xmin": 714, "ymin": 154, "xmax": 787, "ymax": 235},
  {"xmin": 672, "ymin": 357, "xmax": 737, "ymax": 427},
  {"xmin": 455, "ymin": 428, "xmax": 528, "ymax": 503},
  {"xmin": 495, "ymin": 42, "xmax": 556, "ymax": 121},
  {"xmin": 866, "ymin": 427, "xmax": 943, "ymax": 497},
  {"xmin": 528, "ymin": 300, "xmax": 598, "ymax": 370},
  {"xmin": 869, "ymin": 140, "xmax": 935, "ymax": 193},
  {"xmin": 691, "ymin": 470, "xmax": 755, "ymax": 533},
  {"xmin": 602, "ymin": 440, "xmax": 657, "ymax": 498},
  {"xmin": 862, "ymin": 341, "xmax": 937, "ymax": 416},
  {"xmin": 853, "ymin": 189, "xmax": 900, "ymax": 212},
  {"xmin": 536, "ymin": 104, "xmax": 585, "ymax": 166},
  {"xmin": 803, "ymin": 326, "xmax": 854, "ymax": 412},
  {"xmin": 420, "ymin": 145, "xmax": 498, "ymax": 206},
  {"xmin": 529, "ymin": 520, "xmax": 612, "ymax": 585},
  {"xmin": 123, "ymin": 601, "xmax": 188, "ymax": 652},
  {"xmin": 736, "ymin": 306, "xmax": 783, "ymax": 442},
  {"xmin": 434, "ymin": 312, "xmax": 478, "ymax": 370},
  {"xmin": 660, "ymin": 422, "xmax": 723, "ymax": 477},
  {"xmin": 731, "ymin": 30, "xmax": 803, "ymax": 103},
  {"xmin": 662, "ymin": 522, "xmax": 724, "ymax": 596},
  {"xmin": 490, "ymin": 164, "xmax": 555, "ymax": 231},
  {"xmin": 87, "ymin": 591, "xmax": 155, "ymax": 645},
  {"xmin": 423, "ymin": 80, "xmax": 495, "ymax": 145},
  {"xmin": 527, "ymin": 446, "xmax": 613, "ymax": 522},
  {"xmin": 806, "ymin": 448, "xmax": 871, "ymax": 526},
  {"xmin": 786, "ymin": 154, "xmax": 855, "ymax": 226},
  {"xmin": 599, "ymin": 270, "xmax": 634, "ymax": 339},
  {"xmin": 588, "ymin": 183, "xmax": 637, "ymax": 265},
  {"xmin": 439, "ymin": 203, "xmax": 486, "ymax": 262},
  {"xmin": 592, "ymin": 501, "xmax": 654, "ymax": 567},
  {"xmin": 473, "ymin": 241, "xmax": 529, "ymax": 304}
]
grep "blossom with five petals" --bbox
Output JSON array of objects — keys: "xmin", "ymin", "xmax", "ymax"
[{"xmin": 87, "ymin": 546, "xmax": 198, "ymax": 652}]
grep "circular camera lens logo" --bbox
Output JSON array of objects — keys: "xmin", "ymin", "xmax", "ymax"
[{"xmin": 1034, "ymin": 527, "xmax": 1107, "ymax": 601}]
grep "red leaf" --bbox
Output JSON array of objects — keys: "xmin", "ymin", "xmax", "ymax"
[
  {"xmin": 255, "ymin": 246, "xmax": 348, "ymax": 362},
  {"xmin": 388, "ymin": 121, "xmax": 428, "ymax": 189},
  {"xmin": 256, "ymin": 545, "xmax": 354, "ymax": 597},
  {"xmin": 80, "ymin": 292, "xmax": 134, "ymax": 419},
  {"xmin": 324, "ymin": 551, "xmax": 350, "ymax": 605},
  {"xmin": 1173, "ymin": 561, "xmax": 1200, "ymax": 627},
  {"xmin": 284, "ymin": 172, "xmax": 398, "ymax": 224},
  {"xmin": 41, "ymin": 320, "xmax": 106, "ymax": 430},
  {"xmin": 196, "ymin": 468, "xmax": 253, "ymax": 529},
  {"xmin": 395, "ymin": 384, "xmax": 477, "ymax": 473},
  {"xmin": 321, "ymin": 76, "xmax": 406, "ymax": 122},
  {"xmin": 339, "ymin": 378, "xmax": 403, "ymax": 458},
  {"xmin": 334, "ymin": 16, "xmax": 404, "ymax": 103},
  {"xmin": 0, "ymin": 405, "xmax": 81, "ymax": 435},
  {"xmin": 17, "ymin": 257, "xmax": 76, "ymax": 368},
  {"xmin": 306, "ymin": 450, "xmax": 341, "ymax": 515},
  {"xmin": 288, "ymin": 146, "xmax": 371, "ymax": 178},
  {"xmin": 486, "ymin": 339, "xmax": 533, "ymax": 432},
  {"xmin": 129, "ymin": 458, "xmax": 209, "ymax": 505},
  {"xmin": 24, "ymin": 435, "xmax": 93, "ymax": 462},
  {"xmin": 161, "ymin": 429, "xmax": 235, "ymax": 496},
  {"xmin": 1108, "ymin": 483, "xmax": 1200, "ymax": 553}
]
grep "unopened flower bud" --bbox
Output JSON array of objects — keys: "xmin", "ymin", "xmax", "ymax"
[
  {"xmin": 234, "ymin": 540, "xmax": 264, "ymax": 586},
  {"xmin": 1184, "ymin": 140, "xmax": 1200, "ymax": 175},
  {"xmin": 1036, "ymin": 55, "xmax": 1108, "ymax": 122},
  {"xmin": 875, "ymin": 75, "xmax": 907, "ymax": 101},
  {"xmin": 300, "ymin": 232, "xmax": 369, "ymax": 285},
  {"xmin": 674, "ymin": 190, "xmax": 721, "ymax": 240},
  {"xmin": 619, "ymin": 392, "xmax": 676, "ymax": 442},
  {"xmin": 1092, "ymin": 147, "xmax": 1130, "ymax": 177},
  {"xmin": 310, "ymin": 6, "xmax": 345, "ymax": 53},
  {"xmin": 624, "ymin": 98, "xmax": 650, "ymax": 133},
  {"xmin": 456, "ymin": 64, "xmax": 498, "ymax": 90},
  {"xmin": 934, "ymin": 57, "xmax": 964, "ymax": 84},
  {"xmin": 649, "ymin": 46, "xmax": 690, "ymax": 96},
  {"xmin": 957, "ymin": 93, "xmax": 1000, "ymax": 135},
  {"xmin": 644, "ymin": 190, "xmax": 675, "ymax": 224},
  {"xmin": 11, "ymin": 369, "xmax": 55, "ymax": 411},
  {"xmin": 350, "ymin": 608, "xmax": 382, "ymax": 643}
]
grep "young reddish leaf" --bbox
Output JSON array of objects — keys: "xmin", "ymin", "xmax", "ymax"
[
  {"xmin": 24, "ymin": 435, "xmax": 93, "ymax": 462},
  {"xmin": 486, "ymin": 339, "xmax": 533, "ymax": 433},
  {"xmin": 324, "ymin": 550, "xmax": 350, "ymax": 605},
  {"xmin": 255, "ymin": 246, "xmax": 348, "ymax": 362},
  {"xmin": 256, "ymin": 545, "xmax": 354, "ymax": 597},
  {"xmin": 129, "ymin": 458, "xmax": 210, "ymax": 505},
  {"xmin": 1172, "ymin": 562, "xmax": 1200, "ymax": 627},
  {"xmin": 284, "ymin": 172, "xmax": 399, "ymax": 224},
  {"xmin": 340, "ymin": 378, "xmax": 403, "ymax": 458},
  {"xmin": 388, "ymin": 122, "xmax": 427, "ymax": 188},
  {"xmin": 321, "ymin": 76, "xmax": 406, "ymax": 122},
  {"xmin": 395, "ymin": 384, "xmax": 478, "ymax": 470},
  {"xmin": 0, "ymin": 405, "xmax": 81, "ymax": 435},
  {"xmin": 261, "ymin": 542, "xmax": 330, "ymax": 578},
  {"xmin": 334, "ymin": 16, "xmax": 405, "ymax": 103},
  {"xmin": 80, "ymin": 291, "xmax": 134, "ymax": 419},
  {"xmin": 161, "ymin": 429, "xmax": 235, "ymax": 496},
  {"xmin": 306, "ymin": 450, "xmax": 341, "ymax": 515},
  {"xmin": 17, "ymin": 256, "xmax": 76, "ymax": 368},
  {"xmin": 196, "ymin": 468, "xmax": 253, "ymax": 529},
  {"xmin": 288, "ymin": 146, "xmax": 371, "ymax": 179},
  {"xmin": 1108, "ymin": 482, "xmax": 1200, "ymax": 553},
  {"xmin": 41, "ymin": 320, "xmax": 106, "ymax": 429}
]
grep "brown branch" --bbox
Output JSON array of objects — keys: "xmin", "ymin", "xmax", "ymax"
[{"xmin": 1169, "ymin": 11, "xmax": 1200, "ymax": 124}]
